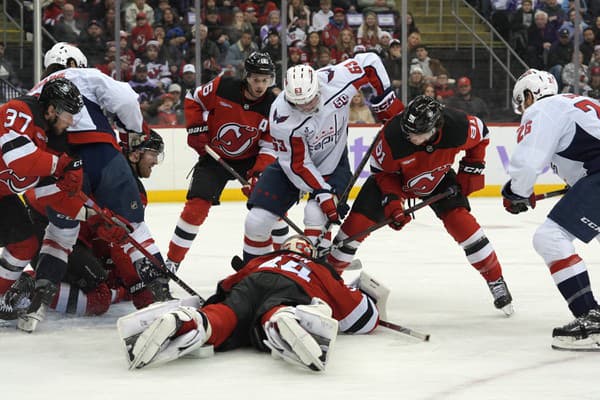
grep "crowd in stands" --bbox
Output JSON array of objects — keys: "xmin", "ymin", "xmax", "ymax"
[{"xmin": 14, "ymin": 0, "xmax": 600, "ymax": 123}]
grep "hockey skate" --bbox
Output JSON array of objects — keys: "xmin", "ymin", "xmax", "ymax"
[
  {"xmin": 0, "ymin": 273, "xmax": 35, "ymax": 320},
  {"xmin": 17, "ymin": 279, "xmax": 58, "ymax": 333},
  {"xmin": 552, "ymin": 309, "xmax": 600, "ymax": 351},
  {"xmin": 487, "ymin": 276, "xmax": 514, "ymax": 316}
]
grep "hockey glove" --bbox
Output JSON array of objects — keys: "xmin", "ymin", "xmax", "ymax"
[
  {"xmin": 55, "ymin": 154, "xmax": 84, "ymax": 195},
  {"xmin": 456, "ymin": 159, "xmax": 485, "ymax": 196},
  {"xmin": 242, "ymin": 169, "xmax": 261, "ymax": 198},
  {"xmin": 314, "ymin": 189, "xmax": 341, "ymax": 224},
  {"xmin": 370, "ymin": 87, "xmax": 404, "ymax": 123},
  {"xmin": 90, "ymin": 209, "xmax": 133, "ymax": 245},
  {"xmin": 187, "ymin": 123, "xmax": 210, "ymax": 156},
  {"xmin": 501, "ymin": 181, "xmax": 536, "ymax": 214},
  {"xmin": 382, "ymin": 194, "xmax": 411, "ymax": 231}
]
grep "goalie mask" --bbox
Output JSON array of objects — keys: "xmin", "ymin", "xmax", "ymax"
[{"xmin": 281, "ymin": 235, "xmax": 316, "ymax": 258}]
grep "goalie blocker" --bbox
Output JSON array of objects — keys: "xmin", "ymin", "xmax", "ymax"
[{"xmin": 118, "ymin": 237, "xmax": 382, "ymax": 371}]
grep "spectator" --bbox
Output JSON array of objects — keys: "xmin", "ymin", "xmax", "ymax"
[
  {"xmin": 118, "ymin": 30, "xmax": 136, "ymax": 68},
  {"xmin": 156, "ymin": 93, "xmax": 179, "ymax": 125},
  {"xmin": 153, "ymin": 24, "xmax": 167, "ymax": 49},
  {"xmin": 383, "ymin": 38, "xmax": 402, "ymax": 94},
  {"xmin": 422, "ymin": 82, "xmax": 436, "ymax": 98},
  {"xmin": 562, "ymin": 0, "xmax": 588, "ymax": 17},
  {"xmin": 136, "ymin": 40, "xmax": 171, "ymax": 89},
  {"xmin": 591, "ymin": 15, "xmax": 600, "ymax": 43},
  {"xmin": 357, "ymin": 10, "xmax": 383, "ymax": 49},
  {"xmin": 322, "ymin": 7, "xmax": 349, "ymax": 48},
  {"xmin": 312, "ymin": 0, "xmax": 334, "ymax": 32},
  {"xmin": 434, "ymin": 69, "xmax": 455, "ymax": 101},
  {"xmin": 0, "ymin": 42, "xmax": 22, "ymax": 89},
  {"xmin": 410, "ymin": 44, "xmax": 445, "ymax": 84},
  {"xmin": 160, "ymin": 7, "xmax": 182, "ymax": 33},
  {"xmin": 331, "ymin": 28, "xmax": 355, "ymax": 64},
  {"xmin": 227, "ymin": 10, "xmax": 255, "ymax": 45},
  {"xmin": 289, "ymin": 0, "xmax": 311, "ymax": 25},
  {"xmin": 539, "ymin": 0, "xmax": 566, "ymax": 28},
  {"xmin": 586, "ymin": 65, "xmax": 600, "ymax": 98},
  {"xmin": 42, "ymin": 0, "xmax": 65, "ymax": 32},
  {"xmin": 349, "ymin": 92, "xmax": 375, "ymax": 123},
  {"xmin": 263, "ymin": 29, "xmax": 283, "ymax": 85},
  {"xmin": 128, "ymin": 63, "xmax": 163, "ymax": 119},
  {"xmin": 559, "ymin": 8, "xmax": 589, "ymax": 40},
  {"xmin": 125, "ymin": 0, "xmax": 154, "ymax": 31},
  {"xmin": 165, "ymin": 26, "xmax": 189, "ymax": 71},
  {"xmin": 315, "ymin": 47, "xmax": 332, "ymax": 68},
  {"xmin": 288, "ymin": 46, "xmax": 305, "ymax": 67},
  {"xmin": 187, "ymin": 24, "xmax": 220, "ymax": 83},
  {"xmin": 510, "ymin": 0, "xmax": 534, "ymax": 57},
  {"xmin": 89, "ymin": 0, "xmax": 114, "ymax": 23},
  {"xmin": 259, "ymin": 10, "xmax": 282, "ymax": 45},
  {"xmin": 78, "ymin": 19, "xmax": 106, "ymax": 67},
  {"xmin": 253, "ymin": 0, "xmax": 279, "ymax": 26},
  {"xmin": 561, "ymin": 51, "xmax": 590, "ymax": 93},
  {"xmin": 243, "ymin": 6, "xmax": 261, "ymax": 34},
  {"xmin": 166, "ymin": 83, "xmax": 183, "ymax": 115},
  {"xmin": 581, "ymin": 27, "xmax": 596, "ymax": 65},
  {"xmin": 131, "ymin": 12, "xmax": 155, "ymax": 58},
  {"xmin": 407, "ymin": 31, "xmax": 422, "ymax": 59},
  {"xmin": 406, "ymin": 64, "xmax": 426, "ymax": 101},
  {"xmin": 444, "ymin": 76, "xmax": 489, "ymax": 120},
  {"xmin": 53, "ymin": 2, "xmax": 83, "ymax": 43},
  {"xmin": 548, "ymin": 27, "xmax": 574, "ymax": 89},
  {"xmin": 180, "ymin": 64, "xmax": 197, "ymax": 98},
  {"xmin": 286, "ymin": 11, "xmax": 309, "ymax": 46},
  {"xmin": 225, "ymin": 30, "xmax": 259, "ymax": 78},
  {"xmin": 393, "ymin": 11, "xmax": 418, "ymax": 38},
  {"xmin": 527, "ymin": 10, "xmax": 558, "ymax": 69},
  {"xmin": 154, "ymin": 0, "xmax": 172, "ymax": 26},
  {"xmin": 305, "ymin": 31, "xmax": 326, "ymax": 65}
]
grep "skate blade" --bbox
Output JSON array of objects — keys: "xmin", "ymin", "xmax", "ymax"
[
  {"xmin": 17, "ymin": 314, "xmax": 42, "ymax": 333},
  {"xmin": 501, "ymin": 303, "xmax": 514, "ymax": 317},
  {"xmin": 551, "ymin": 333, "xmax": 600, "ymax": 351}
]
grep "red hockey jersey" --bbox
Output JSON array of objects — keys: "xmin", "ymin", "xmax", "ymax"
[{"xmin": 218, "ymin": 251, "xmax": 379, "ymax": 334}]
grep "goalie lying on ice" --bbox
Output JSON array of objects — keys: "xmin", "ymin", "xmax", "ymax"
[{"xmin": 117, "ymin": 235, "xmax": 384, "ymax": 371}]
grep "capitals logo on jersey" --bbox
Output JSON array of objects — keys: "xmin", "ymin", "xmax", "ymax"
[
  {"xmin": 404, "ymin": 164, "xmax": 451, "ymax": 196},
  {"xmin": 214, "ymin": 123, "xmax": 260, "ymax": 157},
  {"xmin": 0, "ymin": 169, "xmax": 40, "ymax": 194}
]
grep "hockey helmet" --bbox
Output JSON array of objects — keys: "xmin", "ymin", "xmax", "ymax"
[
  {"xmin": 44, "ymin": 42, "xmax": 88, "ymax": 68},
  {"xmin": 136, "ymin": 129, "xmax": 165, "ymax": 163},
  {"xmin": 245, "ymin": 51, "xmax": 275, "ymax": 77},
  {"xmin": 284, "ymin": 65, "xmax": 320, "ymax": 109},
  {"xmin": 39, "ymin": 77, "xmax": 84, "ymax": 115},
  {"xmin": 281, "ymin": 235, "xmax": 316, "ymax": 258},
  {"xmin": 401, "ymin": 95, "xmax": 443, "ymax": 136},
  {"xmin": 512, "ymin": 68, "xmax": 558, "ymax": 114}
]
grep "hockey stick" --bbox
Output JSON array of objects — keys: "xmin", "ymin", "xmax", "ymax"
[
  {"xmin": 318, "ymin": 186, "xmax": 456, "ymax": 258},
  {"xmin": 534, "ymin": 187, "xmax": 568, "ymax": 201},
  {"xmin": 78, "ymin": 192, "xmax": 205, "ymax": 303},
  {"xmin": 204, "ymin": 145, "xmax": 304, "ymax": 235},
  {"xmin": 316, "ymin": 132, "xmax": 381, "ymax": 246},
  {"xmin": 379, "ymin": 320, "xmax": 431, "ymax": 341}
]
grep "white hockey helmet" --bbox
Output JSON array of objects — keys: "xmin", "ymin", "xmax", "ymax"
[
  {"xmin": 281, "ymin": 235, "xmax": 316, "ymax": 258},
  {"xmin": 284, "ymin": 65, "xmax": 319, "ymax": 107},
  {"xmin": 44, "ymin": 42, "xmax": 88, "ymax": 68},
  {"xmin": 512, "ymin": 68, "xmax": 557, "ymax": 114}
]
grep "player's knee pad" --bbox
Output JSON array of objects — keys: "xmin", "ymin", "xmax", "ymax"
[
  {"xmin": 303, "ymin": 199, "xmax": 327, "ymax": 229},
  {"xmin": 245, "ymin": 208, "xmax": 279, "ymax": 241},
  {"xmin": 124, "ymin": 222, "xmax": 160, "ymax": 263},
  {"xmin": 85, "ymin": 283, "xmax": 112, "ymax": 316},
  {"xmin": 181, "ymin": 198, "xmax": 211, "ymax": 226},
  {"xmin": 533, "ymin": 218, "xmax": 577, "ymax": 265},
  {"xmin": 263, "ymin": 298, "xmax": 338, "ymax": 371},
  {"xmin": 41, "ymin": 221, "xmax": 80, "ymax": 263}
]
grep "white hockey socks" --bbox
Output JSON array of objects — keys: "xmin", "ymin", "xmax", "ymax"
[{"xmin": 263, "ymin": 298, "xmax": 338, "ymax": 371}]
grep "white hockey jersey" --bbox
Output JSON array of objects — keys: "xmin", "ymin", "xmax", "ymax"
[
  {"xmin": 29, "ymin": 67, "xmax": 143, "ymax": 147},
  {"xmin": 509, "ymin": 94, "xmax": 600, "ymax": 197},
  {"xmin": 269, "ymin": 52, "xmax": 391, "ymax": 193}
]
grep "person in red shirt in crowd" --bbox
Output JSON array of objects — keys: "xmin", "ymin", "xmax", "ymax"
[
  {"xmin": 322, "ymin": 7, "xmax": 349, "ymax": 48},
  {"xmin": 331, "ymin": 27, "xmax": 356, "ymax": 64},
  {"xmin": 131, "ymin": 12, "xmax": 155, "ymax": 58},
  {"xmin": 434, "ymin": 69, "xmax": 455, "ymax": 101},
  {"xmin": 240, "ymin": 0, "xmax": 279, "ymax": 26}
]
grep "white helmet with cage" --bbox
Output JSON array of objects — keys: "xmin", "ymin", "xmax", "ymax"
[
  {"xmin": 44, "ymin": 42, "xmax": 88, "ymax": 68},
  {"xmin": 512, "ymin": 68, "xmax": 558, "ymax": 114},
  {"xmin": 284, "ymin": 65, "xmax": 320, "ymax": 108},
  {"xmin": 281, "ymin": 235, "xmax": 316, "ymax": 258}
]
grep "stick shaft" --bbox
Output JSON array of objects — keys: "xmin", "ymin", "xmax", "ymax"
[
  {"xmin": 534, "ymin": 187, "xmax": 568, "ymax": 201},
  {"xmin": 379, "ymin": 320, "xmax": 431, "ymax": 341},
  {"xmin": 204, "ymin": 145, "xmax": 304, "ymax": 235}
]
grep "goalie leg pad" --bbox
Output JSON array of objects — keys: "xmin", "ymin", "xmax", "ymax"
[
  {"xmin": 128, "ymin": 305, "xmax": 211, "ymax": 370},
  {"xmin": 263, "ymin": 298, "xmax": 338, "ymax": 371}
]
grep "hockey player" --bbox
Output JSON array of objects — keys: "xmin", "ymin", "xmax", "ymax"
[
  {"xmin": 242, "ymin": 53, "xmax": 403, "ymax": 261},
  {"xmin": 0, "ymin": 78, "xmax": 84, "ymax": 320},
  {"xmin": 117, "ymin": 235, "xmax": 381, "ymax": 371},
  {"xmin": 23, "ymin": 43, "xmax": 170, "ymax": 327},
  {"xmin": 166, "ymin": 52, "xmax": 288, "ymax": 271},
  {"xmin": 327, "ymin": 95, "xmax": 514, "ymax": 316},
  {"xmin": 503, "ymin": 68, "xmax": 600, "ymax": 350}
]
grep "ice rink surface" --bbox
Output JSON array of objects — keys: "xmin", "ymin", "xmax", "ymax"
[{"xmin": 1, "ymin": 198, "xmax": 599, "ymax": 400}]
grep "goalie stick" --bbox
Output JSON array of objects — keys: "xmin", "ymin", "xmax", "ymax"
[
  {"xmin": 379, "ymin": 320, "xmax": 431, "ymax": 341},
  {"xmin": 77, "ymin": 192, "xmax": 206, "ymax": 304},
  {"xmin": 318, "ymin": 186, "xmax": 456, "ymax": 258},
  {"xmin": 204, "ymin": 145, "xmax": 304, "ymax": 235}
]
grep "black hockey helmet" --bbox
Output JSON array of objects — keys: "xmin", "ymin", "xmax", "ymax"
[
  {"xmin": 135, "ymin": 129, "xmax": 164, "ymax": 154},
  {"xmin": 39, "ymin": 77, "xmax": 84, "ymax": 115},
  {"xmin": 244, "ymin": 52, "xmax": 275, "ymax": 77},
  {"xmin": 401, "ymin": 95, "xmax": 443, "ymax": 136},
  {"xmin": 122, "ymin": 128, "xmax": 165, "ymax": 162}
]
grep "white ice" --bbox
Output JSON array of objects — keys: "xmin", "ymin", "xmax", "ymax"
[{"xmin": 1, "ymin": 198, "xmax": 599, "ymax": 400}]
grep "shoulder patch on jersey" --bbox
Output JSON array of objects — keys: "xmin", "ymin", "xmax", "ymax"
[
  {"xmin": 273, "ymin": 108, "xmax": 289, "ymax": 123},
  {"xmin": 322, "ymin": 68, "xmax": 335, "ymax": 82}
]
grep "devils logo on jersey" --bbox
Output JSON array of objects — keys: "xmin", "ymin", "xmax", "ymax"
[
  {"xmin": 404, "ymin": 164, "xmax": 451, "ymax": 196},
  {"xmin": 0, "ymin": 169, "xmax": 40, "ymax": 194},
  {"xmin": 214, "ymin": 123, "xmax": 259, "ymax": 157}
]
